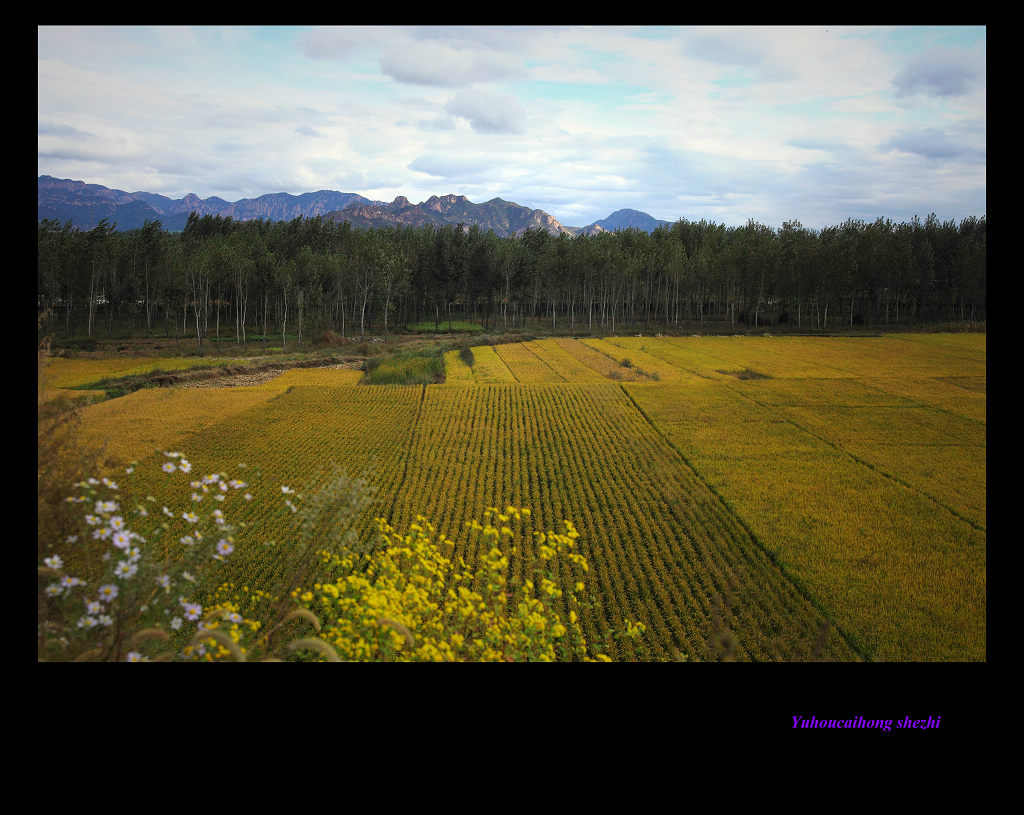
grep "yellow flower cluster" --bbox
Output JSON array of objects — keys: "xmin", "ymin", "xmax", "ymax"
[
  {"xmin": 288, "ymin": 508, "xmax": 609, "ymax": 661},
  {"xmin": 181, "ymin": 582, "xmax": 267, "ymax": 661}
]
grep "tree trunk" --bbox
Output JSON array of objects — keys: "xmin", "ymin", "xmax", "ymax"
[
  {"xmin": 282, "ymin": 291, "xmax": 288, "ymax": 352},
  {"xmin": 88, "ymin": 264, "xmax": 96, "ymax": 337}
]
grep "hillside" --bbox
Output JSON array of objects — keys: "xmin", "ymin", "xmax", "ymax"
[{"xmin": 326, "ymin": 194, "xmax": 576, "ymax": 237}]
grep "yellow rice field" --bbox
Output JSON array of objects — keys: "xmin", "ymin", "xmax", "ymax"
[
  {"xmin": 42, "ymin": 355, "xmax": 234, "ymax": 390},
  {"xmin": 50, "ymin": 332, "xmax": 986, "ymax": 661}
]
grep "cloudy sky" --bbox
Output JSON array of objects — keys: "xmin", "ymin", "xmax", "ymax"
[{"xmin": 38, "ymin": 25, "xmax": 986, "ymax": 230}]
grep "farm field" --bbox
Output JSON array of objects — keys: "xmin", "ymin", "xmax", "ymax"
[
  {"xmin": 55, "ymin": 332, "xmax": 986, "ymax": 661},
  {"xmin": 41, "ymin": 354, "xmax": 234, "ymax": 390}
]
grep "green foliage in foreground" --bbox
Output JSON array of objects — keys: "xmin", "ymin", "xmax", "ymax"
[{"xmin": 38, "ymin": 455, "xmax": 645, "ymax": 661}]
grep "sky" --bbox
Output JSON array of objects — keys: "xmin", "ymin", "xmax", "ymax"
[{"xmin": 38, "ymin": 25, "xmax": 986, "ymax": 230}]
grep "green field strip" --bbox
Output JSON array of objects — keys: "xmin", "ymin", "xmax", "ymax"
[{"xmin": 625, "ymin": 381, "xmax": 986, "ymax": 661}]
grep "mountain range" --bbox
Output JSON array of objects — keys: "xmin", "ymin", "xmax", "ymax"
[{"xmin": 37, "ymin": 175, "xmax": 672, "ymax": 237}]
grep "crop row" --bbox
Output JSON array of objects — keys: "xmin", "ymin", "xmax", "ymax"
[
  {"xmin": 111, "ymin": 384, "xmax": 424, "ymax": 597},
  {"xmin": 387, "ymin": 383, "xmax": 858, "ymax": 660},
  {"xmin": 524, "ymin": 340, "xmax": 608, "ymax": 382},
  {"xmin": 625, "ymin": 381, "xmax": 986, "ymax": 661},
  {"xmin": 100, "ymin": 381, "xmax": 858, "ymax": 660},
  {"xmin": 493, "ymin": 342, "xmax": 564, "ymax": 382}
]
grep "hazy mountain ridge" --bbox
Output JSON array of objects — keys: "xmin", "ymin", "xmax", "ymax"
[
  {"xmin": 325, "ymin": 194, "xmax": 580, "ymax": 237},
  {"xmin": 38, "ymin": 175, "xmax": 671, "ymax": 236}
]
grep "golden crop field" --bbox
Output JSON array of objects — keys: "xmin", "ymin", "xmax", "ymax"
[
  {"xmin": 67, "ymin": 386, "xmax": 284, "ymax": 467},
  {"xmin": 494, "ymin": 341, "xmax": 565, "ymax": 382},
  {"xmin": 42, "ymin": 355, "xmax": 234, "ymax": 390},
  {"xmin": 51, "ymin": 332, "xmax": 986, "ymax": 661}
]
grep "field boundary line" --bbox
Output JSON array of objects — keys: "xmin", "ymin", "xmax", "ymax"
[
  {"xmin": 727, "ymin": 384, "xmax": 987, "ymax": 535},
  {"xmin": 554, "ymin": 337, "xmax": 625, "ymax": 380},
  {"xmin": 612, "ymin": 338, "xmax": 719, "ymax": 381},
  {"xmin": 857, "ymin": 377, "xmax": 988, "ymax": 429},
  {"xmin": 485, "ymin": 345, "xmax": 520, "ymax": 383},
  {"xmin": 521, "ymin": 340, "xmax": 568, "ymax": 381},
  {"xmin": 618, "ymin": 383, "xmax": 873, "ymax": 661}
]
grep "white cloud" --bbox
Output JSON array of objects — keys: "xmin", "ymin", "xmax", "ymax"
[
  {"xmin": 408, "ymin": 153, "xmax": 491, "ymax": 179},
  {"xmin": 37, "ymin": 25, "xmax": 986, "ymax": 229},
  {"xmin": 379, "ymin": 39, "xmax": 525, "ymax": 87},
  {"xmin": 444, "ymin": 89, "xmax": 526, "ymax": 134},
  {"xmin": 893, "ymin": 45, "xmax": 986, "ymax": 98},
  {"xmin": 298, "ymin": 26, "xmax": 386, "ymax": 60}
]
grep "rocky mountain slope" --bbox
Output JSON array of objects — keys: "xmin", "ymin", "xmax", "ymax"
[{"xmin": 325, "ymin": 194, "xmax": 578, "ymax": 237}]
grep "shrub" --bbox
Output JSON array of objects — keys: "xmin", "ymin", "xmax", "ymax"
[
  {"xmin": 361, "ymin": 349, "xmax": 446, "ymax": 385},
  {"xmin": 361, "ymin": 354, "xmax": 444, "ymax": 385}
]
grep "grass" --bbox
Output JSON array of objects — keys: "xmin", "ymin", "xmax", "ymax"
[
  {"xmin": 406, "ymin": 320, "xmax": 484, "ymax": 334},
  {"xmin": 361, "ymin": 349, "xmax": 446, "ymax": 385}
]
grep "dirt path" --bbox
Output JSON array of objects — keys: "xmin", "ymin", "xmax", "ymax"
[
  {"xmin": 137, "ymin": 356, "xmax": 364, "ymax": 389},
  {"xmin": 178, "ymin": 361, "xmax": 363, "ymax": 388}
]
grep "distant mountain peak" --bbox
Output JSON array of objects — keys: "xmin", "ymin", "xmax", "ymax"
[
  {"xmin": 589, "ymin": 208, "xmax": 671, "ymax": 233},
  {"xmin": 38, "ymin": 176, "xmax": 677, "ymax": 236}
]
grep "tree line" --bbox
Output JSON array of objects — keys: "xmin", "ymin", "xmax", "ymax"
[{"xmin": 37, "ymin": 210, "xmax": 986, "ymax": 350}]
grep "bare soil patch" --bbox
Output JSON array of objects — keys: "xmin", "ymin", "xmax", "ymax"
[{"xmin": 161, "ymin": 358, "xmax": 364, "ymax": 389}]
